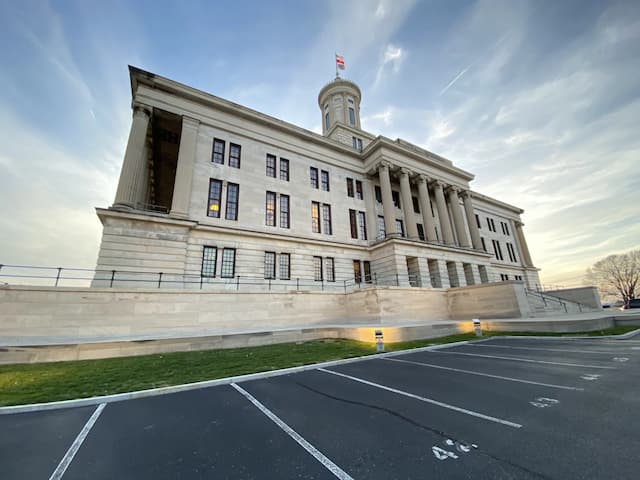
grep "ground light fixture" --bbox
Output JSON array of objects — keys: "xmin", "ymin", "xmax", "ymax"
[{"xmin": 375, "ymin": 329, "xmax": 384, "ymax": 352}]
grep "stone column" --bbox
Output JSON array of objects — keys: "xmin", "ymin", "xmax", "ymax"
[
  {"xmin": 432, "ymin": 181, "xmax": 455, "ymax": 245},
  {"xmin": 398, "ymin": 168, "xmax": 419, "ymax": 239},
  {"xmin": 378, "ymin": 161, "xmax": 396, "ymax": 237},
  {"xmin": 515, "ymin": 221, "xmax": 534, "ymax": 267},
  {"xmin": 416, "ymin": 175, "xmax": 437, "ymax": 242},
  {"xmin": 363, "ymin": 178, "xmax": 378, "ymax": 241},
  {"xmin": 447, "ymin": 187, "xmax": 470, "ymax": 247},
  {"xmin": 417, "ymin": 257, "xmax": 432, "ymax": 288},
  {"xmin": 461, "ymin": 191, "xmax": 483, "ymax": 250},
  {"xmin": 170, "ymin": 116, "xmax": 200, "ymax": 218},
  {"xmin": 114, "ymin": 104, "xmax": 152, "ymax": 209}
]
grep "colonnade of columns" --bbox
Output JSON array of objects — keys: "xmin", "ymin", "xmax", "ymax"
[{"xmin": 376, "ymin": 162, "xmax": 483, "ymax": 251}]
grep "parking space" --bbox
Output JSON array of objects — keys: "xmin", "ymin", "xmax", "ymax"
[{"xmin": 1, "ymin": 335, "xmax": 639, "ymax": 479}]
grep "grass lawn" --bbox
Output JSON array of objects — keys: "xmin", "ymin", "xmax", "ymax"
[{"xmin": 0, "ymin": 325, "xmax": 637, "ymax": 407}]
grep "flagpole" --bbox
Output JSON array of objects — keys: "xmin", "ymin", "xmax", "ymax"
[{"xmin": 335, "ymin": 52, "xmax": 338, "ymax": 78}]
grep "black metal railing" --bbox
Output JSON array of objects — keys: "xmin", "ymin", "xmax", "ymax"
[{"xmin": 0, "ymin": 264, "xmax": 434, "ymax": 293}]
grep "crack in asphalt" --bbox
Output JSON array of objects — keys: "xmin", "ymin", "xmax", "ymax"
[{"xmin": 295, "ymin": 379, "xmax": 555, "ymax": 480}]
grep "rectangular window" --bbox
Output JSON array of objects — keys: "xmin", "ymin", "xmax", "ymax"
[
  {"xmin": 313, "ymin": 256, "xmax": 323, "ymax": 281},
  {"xmin": 225, "ymin": 182, "xmax": 239, "ymax": 220},
  {"xmin": 264, "ymin": 251, "xmax": 276, "ymax": 279},
  {"xmin": 396, "ymin": 219, "xmax": 405, "ymax": 237},
  {"xmin": 346, "ymin": 178, "xmax": 354, "ymax": 197},
  {"xmin": 311, "ymin": 201, "xmax": 321, "ymax": 233},
  {"xmin": 490, "ymin": 218, "xmax": 496, "ymax": 232},
  {"xmin": 279, "ymin": 194, "xmax": 290, "ymax": 229},
  {"xmin": 325, "ymin": 113, "xmax": 330, "ymax": 131},
  {"xmin": 229, "ymin": 143, "xmax": 241, "ymax": 168},
  {"xmin": 506, "ymin": 242, "xmax": 517, "ymax": 262},
  {"xmin": 201, "ymin": 246, "xmax": 217, "ymax": 278},
  {"xmin": 212, "ymin": 139, "xmax": 225, "ymax": 164},
  {"xmin": 280, "ymin": 158, "xmax": 289, "ymax": 181},
  {"xmin": 363, "ymin": 260, "xmax": 371, "ymax": 283},
  {"xmin": 321, "ymin": 170, "xmax": 330, "ymax": 191},
  {"xmin": 325, "ymin": 257, "xmax": 335, "ymax": 282},
  {"xmin": 353, "ymin": 260, "xmax": 362, "ymax": 283},
  {"xmin": 352, "ymin": 137, "xmax": 358, "ymax": 149},
  {"xmin": 357, "ymin": 138, "xmax": 363, "ymax": 151},
  {"xmin": 349, "ymin": 209, "xmax": 358, "ymax": 239},
  {"xmin": 417, "ymin": 223, "xmax": 425, "ymax": 241},
  {"xmin": 502, "ymin": 222, "xmax": 510, "ymax": 236},
  {"xmin": 492, "ymin": 240, "xmax": 504, "ymax": 260},
  {"xmin": 392, "ymin": 191, "xmax": 401, "ymax": 209},
  {"xmin": 377, "ymin": 215, "xmax": 386, "ymax": 239},
  {"xmin": 476, "ymin": 214, "xmax": 481, "ymax": 228},
  {"xmin": 375, "ymin": 185, "xmax": 382, "ymax": 203},
  {"xmin": 349, "ymin": 107, "xmax": 356, "ymax": 125},
  {"xmin": 279, "ymin": 253, "xmax": 290, "ymax": 280},
  {"xmin": 265, "ymin": 191, "xmax": 276, "ymax": 226},
  {"xmin": 310, "ymin": 167, "xmax": 319, "ymax": 188},
  {"xmin": 207, "ymin": 179, "xmax": 222, "ymax": 218},
  {"xmin": 355, "ymin": 180, "xmax": 363, "ymax": 200},
  {"xmin": 322, "ymin": 204, "xmax": 332, "ymax": 235},
  {"xmin": 221, "ymin": 248, "xmax": 236, "ymax": 278},
  {"xmin": 358, "ymin": 211, "xmax": 367, "ymax": 240},
  {"xmin": 412, "ymin": 196, "xmax": 420, "ymax": 213},
  {"xmin": 481, "ymin": 237, "xmax": 487, "ymax": 252},
  {"xmin": 266, "ymin": 154, "xmax": 276, "ymax": 177},
  {"xmin": 486, "ymin": 217, "xmax": 491, "ymax": 230}
]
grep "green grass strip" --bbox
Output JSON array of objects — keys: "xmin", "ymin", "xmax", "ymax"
[{"xmin": 0, "ymin": 325, "xmax": 637, "ymax": 407}]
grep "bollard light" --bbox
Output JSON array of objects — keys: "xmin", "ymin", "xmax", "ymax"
[
  {"xmin": 375, "ymin": 329, "xmax": 385, "ymax": 352},
  {"xmin": 473, "ymin": 318, "xmax": 482, "ymax": 337}
]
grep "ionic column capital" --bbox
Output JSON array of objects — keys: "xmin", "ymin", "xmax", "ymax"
[
  {"xmin": 432, "ymin": 179, "xmax": 446, "ymax": 189},
  {"xmin": 399, "ymin": 167, "xmax": 413, "ymax": 177},
  {"xmin": 182, "ymin": 116, "xmax": 200, "ymax": 129},
  {"xmin": 459, "ymin": 190, "xmax": 472, "ymax": 200},
  {"xmin": 445, "ymin": 185, "xmax": 460, "ymax": 195},
  {"xmin": 377, "ymin": 160, "xmax": 392, "ymax": 170},
  {"xmin": 131, "ymin": 102, "xmax": 152, "ymax": 118},
  {"xmin": 515, "ymin": 220, "xmax": 524, "ymax": 228}
]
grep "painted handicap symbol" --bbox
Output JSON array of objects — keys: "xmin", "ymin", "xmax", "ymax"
[
  {"xmin": 613, "ymin": 357, "xmax": 629, "ymax": 362},
  {"xmin": 581, "ymin": 374, "xmax": 601, "ymax": 381},
  {"xmin": 530, "ymin": 397, "xmax": 559, "ymax": 408},
  {"xmin": 432, "ymin": 439, "xmax": 476, "ymax": 461}
]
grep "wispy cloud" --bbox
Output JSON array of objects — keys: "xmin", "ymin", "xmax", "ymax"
[
  {"xmin": 439, "ymin": 64, "xmax": 472, "ymax": 95},
  {"xmin": 373, "ymin": 44, "xmax": 406, "ymax": 88}
]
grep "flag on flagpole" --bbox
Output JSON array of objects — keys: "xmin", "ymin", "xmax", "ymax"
[{"xmin": 335, "ymin": 54, "xmax": 345, "ymax": 70}]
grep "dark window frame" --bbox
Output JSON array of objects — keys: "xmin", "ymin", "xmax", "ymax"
[
  {"xmin": 363, "ymin": 260, "xmax": 372, "ymax": 283},
  {"xmin": 346, "ymin": 178, "xmax": 354, "ymax": 198},
  {"xmin": 358, "ymin": 211, "xmax": 367, "ymax": 240},
  {"xmin": 321, "ymin": 170, "xmax": 330, "ymax": 192},
  {"xmin": 229, "ymin": 143, "xmax": 241, "ymax": 168},
  {"xmin": 353, "ymin": 260, "xmax": 362, "ymax": 283},
  {"xmin": 220, "ymin": 248, "xmax": 236, "ymax": 278},
  {"xmin": 264, "ymin": 251, "xmax": 276, "ymax": 279},
  {"xmin": 355, "ymin": 180, "xmax": 363, "ymax": 200},
  {"xmin": 265, "ymin": 191, "xmax": 276, "ymax": 226},
  {"xmin": 417, "ymin": 223, "xmax": 425, "ymax": 241},
  {"xmin": 225, "ymin": 182, "xmax": 239, "ymax": 221},
  {"xmin": 279, "ymin": 253, "xmax": 291, "ymax": 280},
  {"xmin": 279, "ymin": 158, "xmax": 290, "ymax": 181},
  {"xmin": 375, "ymin": 186, "xmax": 382, "ymax": 203},
  {"xmin": 266, "ymin": 154, "xmax": 276, "ymax": 178},
  {"xmin": 201, "ymin": 246, "xmax": 217, "ymax": 278},
  {"xmin": 279, "ymin": 194, "xmax": 290, "ymax": 229},
  {"xmin": 310, "ymin": 167, "xmax": 319, "ymax": 188},
  {"xmin": 207, "ymin": 179, "xmax": 223, "ymax": 218},
  {"xmin": 349, "ymin": 209, "xmax": 358, "ymax": 239},
  {"xmin": 322, "ymin": 204, "xmax": 332, "ymax": 235},
  {"xmin": 212, "ymin": 138, "xmax": 225, "ymax": 164},
  {"xmin": 311, "ymin": 201, "xmax": 321, "ymax": 233},
  {"xmin": 325, "ymin": 257, "xmax": 335, "ymax": 282},
  {"xmin": 349, "ymin": 107, "xmax": 356, "ymax": 125},
  {"xmin": 412, "ymin": 196, "xmax": 420, "ymax": 213},
  {"xmin": 313, "ymin": 256, "xmax": 323, "ymax": 281},
  {"xmin": 392, "ymin": 190, "xmax": 401, "ymax": 209}
]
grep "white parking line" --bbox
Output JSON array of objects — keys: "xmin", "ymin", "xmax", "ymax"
[
  {"xmin": 468, "ymin": 344, "xmax": 627, "ymax": 355},
  {"xmin": 49, "ymin": 403, "xmax": 106, "ymax": 480},
  {"xmin": 429, "ymin": 350, "xmax": 616, "ymax": 369},
  {"xmin": 317, "ymin": 368, "xmax": 522, "ymax": 428},
  {"xmin": 384, "ymin": 358, "xmax": 584, "ymax": 391},
  {"xmin": 231, "ymin": 383, "xmax": 353, "ymax": 480}
]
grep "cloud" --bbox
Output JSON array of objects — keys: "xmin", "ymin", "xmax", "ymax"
[
  {"xmin": 373, "ymin": 44, "xmax": 406, "ymax": 88},
  {"xmin": 439, "ymin": 64, "xmax": 472, "ymax": 96}
]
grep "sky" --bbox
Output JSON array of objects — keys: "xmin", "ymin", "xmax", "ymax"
[{"xmin": 0, "ymin": 0, "xmax": 638, "ymax": 287}]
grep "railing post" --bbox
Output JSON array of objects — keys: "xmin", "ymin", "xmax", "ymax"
[
  {"xmin": 395, "ymin": 273, "xmax": 399, "ymax": 287},
  {"xmin": 563, "ymin": 302, "xmax": 567, "ymax": 313},
  {"xmin": 236, "ymin": 275, "xmax": 240, "ymax": 290},
  {"xmin": 296, "ymin": 277, "xmax": 300, "ymax": 291},
  {"xmin": 374, "ymin": 272, "xmax": 377, "ymax": 286},
  {"xmin": 321, "ymin": 279, "xmax": 324, "ymax": 291},
  {"xmin": 200, "ymin": 275, "xmax": 203, "ymax": 290},
  {"xmin": 343, "ymin": 280, "xmax": 347, "ymax": 293},
  {"xmin": 268, "ymin": 278, "xmax": 272, "ymax": 291},
  {"xmin": 158, "ymin": 272, "xmax": 163, "ymax": 288},
  {"xmin": 110, "ymin": 270, "xmax": 116, "ymax": 288},
  {"xmin": 55, "ymin": 267, "xmax": 62, "ymax": 287}
]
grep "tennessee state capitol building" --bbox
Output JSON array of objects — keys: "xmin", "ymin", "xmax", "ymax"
[{"xmin": 93, "ymin": 66, "xmax": 541, "ymax": 291}]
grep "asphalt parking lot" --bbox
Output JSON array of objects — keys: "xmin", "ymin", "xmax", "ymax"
[{"xmin": 2, "ymin": 334, "xmax": 639, "ymax": 479}]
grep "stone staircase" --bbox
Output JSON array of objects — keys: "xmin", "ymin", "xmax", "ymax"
[{"xmin": 525, "ymin": 290, "xmax": 598, "ymax": 317}]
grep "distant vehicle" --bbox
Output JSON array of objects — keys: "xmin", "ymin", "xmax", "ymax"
[{"xmin": 621, "ymin": 299, "xmax": 640, "ymax": 310}]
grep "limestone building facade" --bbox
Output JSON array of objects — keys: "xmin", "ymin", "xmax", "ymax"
[{"xmin": 93, "ymin": 66, "xmax": 540, "ymax": 290}]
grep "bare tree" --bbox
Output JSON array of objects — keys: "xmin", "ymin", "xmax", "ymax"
[{"xmin": 586, "ymin": 250, "xmax": 639, "ymax": 306}]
